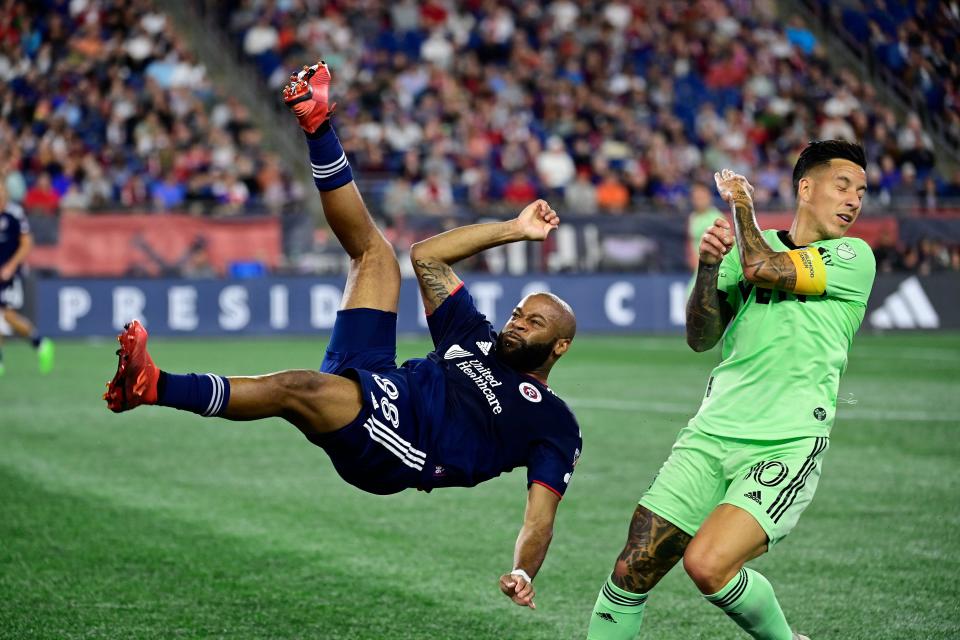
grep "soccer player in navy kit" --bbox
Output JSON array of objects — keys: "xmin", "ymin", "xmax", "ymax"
[
  {"xmin": 105, "ymin": 61, "xmax": 581, "ymax": 609},
  {"xmin": 0, "ymin": 181, "xmax": 54, "ymax": 375}
]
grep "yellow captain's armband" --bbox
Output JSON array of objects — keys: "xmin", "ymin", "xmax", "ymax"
[{"xmin": 786, "ymin": 247, "xmax": 826, "ymax": 295}]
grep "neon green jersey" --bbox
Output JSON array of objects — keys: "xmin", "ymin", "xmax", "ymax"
[{"xmin": 690, "ymin": 229, "xmax": 876, "ymax": 440}]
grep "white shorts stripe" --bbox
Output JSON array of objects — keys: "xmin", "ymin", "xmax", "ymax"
[
  {"xmin": 368, "ymin": 416, "xmax": 426, "ymax": 463},
  {"xmin": 363, "ymin": 419, "xmax": 424, "ymax": 471}
]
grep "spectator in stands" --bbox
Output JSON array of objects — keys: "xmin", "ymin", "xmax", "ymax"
[
  {"xmin": 23, "ymin": 173, "xmax": 60, "ymax": 216},
  {"xmin": 564, "ymin": 169, "xmax": 598, "ymax": 216},
  {"xmin": 3, "ymin": 1, "xmax": 296, "ymax": 220},
  {"xmin": 151, "ymin": 172, "xmax": 187, "ymax": 212},
  {"xmin": 536, "ymin": 136, "xmax": 576, "ymax": 198},
  {"xmin": 383, "ymin": 176, "xmax": 417, "ymax": 219},
  {"xmin": 686, "ymin": 183, "xmax": 723, "ymax": 272},
  {"xmin": 412, "ymin": 171, "xmax": 454, "ymax": 216},
  {"xmin": 502, "ymin": 171, "xmax": 539, "ymax": 208},
  {"xmin": 595, "ymin": 169, "xmax": 629, "ymax": 215}
]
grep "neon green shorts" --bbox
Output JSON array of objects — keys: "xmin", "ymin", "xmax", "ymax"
[{"xmin": 639, "ymin": 424, "xmax": 829, "ymax": 547}]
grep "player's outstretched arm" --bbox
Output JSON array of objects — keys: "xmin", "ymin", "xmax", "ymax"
[
  {"xmin": 714, "ymin": 169, "xmax": 825, "ymax": 295},
  {"xmin": 498, "ymin": 483, "xmax": 559, "ymax": 609},
  {"xmin": 686, "ymin": 216, "xmax": 734, "ymax": 352},
  {"xmin": 410, "ymin": 200, "xmax": 559, "ymax": 313}
]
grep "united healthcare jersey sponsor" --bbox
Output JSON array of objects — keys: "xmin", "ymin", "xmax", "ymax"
[{"xmin": 405, "ymin": 285, "xmax": 582, "ymax": 496}]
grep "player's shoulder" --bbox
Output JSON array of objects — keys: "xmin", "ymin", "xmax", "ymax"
[
  {"xmin": 817, "ymin": 236, "xmax": 875, "ymax": 271},
  {"xmin": 3, "ymin": 202, "xmax": 26, "ymax": 222},
  {"xmin": 534, "ymin": 384, "xmax": 580, "ymax": 428}
]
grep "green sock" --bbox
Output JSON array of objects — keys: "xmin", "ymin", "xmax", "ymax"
[
  {"xmin": 586, "ymin": 575, "xmax": 648, "ymax": 639},
  {"xmin": 704, "ymin": 568, "xmax": 793, "ymax": 640}
]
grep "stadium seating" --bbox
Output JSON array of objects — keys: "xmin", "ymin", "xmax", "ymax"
[
  {"xmin": 0, "ymin": 0, "xmax": 302, "ymax": 216},
  {"xmin": 212, "ymin": 0, "xmax": 957, "ymax": 217}
]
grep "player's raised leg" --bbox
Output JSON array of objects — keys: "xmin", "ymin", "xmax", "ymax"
[
  {"xmin": 587, "ymin": 505, "xmax": 691, "ymax": 639},
  {"xmin": 103, "ymin": 320, "xmax": 362, "ymax": 440},
  {"xmin": 283, "ymin": 61, "xmax": 400, "ymax": 313},
  {"xmin": 2, "ymin": 307, "xmax": 54, "ymax": 374},
  {"xmin": 683, "ymin": 504, "xmax": 794, "ymax": 639}
]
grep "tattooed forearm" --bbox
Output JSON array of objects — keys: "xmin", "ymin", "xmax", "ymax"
[
  {"xmin": 731, "ymin": 193, "xmax": 797, "ymax": 290},
  {"xmin": 612, "ymin": 506, "xmax": 692, "ymax": 593},
  {"xmin": 413, "ymin": 259, "xmax": 459, "ymax": 307},
  {"xmin": 686, "ymin": 262, "xmax": 728, "ymax": 352}
]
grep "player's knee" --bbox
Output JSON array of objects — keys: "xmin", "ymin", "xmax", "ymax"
[
  {"xmin": 682, "ymin": 546, "xmax": 730, "ymax": 594},
  {"xmin": 350, "ymin": 238, "xmax": 398, "ymax": 273}
]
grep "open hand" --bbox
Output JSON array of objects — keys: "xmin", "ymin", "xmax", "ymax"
[
  {"xmin": 714, "ymin": 168, "xmax": 755, "ymax": 205},
  {"xmin": 499, "ymin": 572, "xmax": 537, "ymax": 609},
  {"xmin": 516, "ymin": 199, "xmax": 559, "ymax": 241}
]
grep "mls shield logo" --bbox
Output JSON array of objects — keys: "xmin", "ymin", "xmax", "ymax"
[
  {"xmin": 444, "ymin": 344, "xmax": 473, "ymax": 360},
  {"xmin": 519, "ymin": 382, "xmax": 542, "ymax": 403},
  {"xmin": 836, "ymin": 242, "xmax": 856, "ymax": 260},
  {"xmin": 476, "ymin": 340, "xmax": 492, "ymax": 356}
]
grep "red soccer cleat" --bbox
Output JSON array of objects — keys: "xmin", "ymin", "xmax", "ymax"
[
  {"xmin": 282, "ymin": 60, "xmax": 336, "ymax": 133},
  {"xmin": 104, "ymin": 320, "xmax": 159, "ymax": 413}
]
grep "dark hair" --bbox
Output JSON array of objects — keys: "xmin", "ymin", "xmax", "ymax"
[{"xmin": 792, "ymin": 140, "xmax": 866, "ymax": 193}]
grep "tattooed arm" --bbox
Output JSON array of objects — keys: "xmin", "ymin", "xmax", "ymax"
[
  {"xmin": 714, "ymin": 169, "xmax": 799, "ymax": 291},
  {"xmin": 686, "ymin": 215, "xmax": 735, "ymax": 352},
  {"xmin": 410, "ymin": 200, "xmax": 559, "ymax": 313},
  {"xmin": 686, "ymin": 262, "xmax": 733, "ymax": 352}
]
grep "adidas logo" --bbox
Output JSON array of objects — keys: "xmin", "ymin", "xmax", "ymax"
[
  {"xmin": 744, "ymin": 490, "xmax": 762, "ymax": 505},
  {"xmin": 476, "ymin": 340, "xmax": 492, "ymax": 356},
  {"xmin": 869, "ymin": 276, "xmax": 939, "ymax": 329},
  {"xmin": 595, "ymin": 612, "xmax": 617, "ymax": 623},
  {"xmin": 444, "ymin": 344, "xmax": 473, "ymax": 360}
]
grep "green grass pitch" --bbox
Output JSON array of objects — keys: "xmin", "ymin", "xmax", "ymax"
[{"xmin": 1, "ymin": 332, "xmax": 958, "ymax": 639}]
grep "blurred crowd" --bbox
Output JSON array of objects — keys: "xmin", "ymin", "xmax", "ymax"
[
  {"xmin": 216, "ymin": 0, "xmax": 959, "ymax": 220},
  {"xmin": 833, "ymin": 0, "xmax": 959, "ymax": 146},
  {"xmin": 0, "ymin": 0, "xmax": 304, "ymax": 217}
]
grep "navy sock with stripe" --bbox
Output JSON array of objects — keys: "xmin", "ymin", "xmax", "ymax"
[
  {"xmin": 704, "ymin": 567, "xmax": 793, "ymax": 640},
  {"xmin": 305, "ymin": 121, "xmax": 352, "ymax": 191},
  {"xmin": 157, "ymin": 372, "xmax": 230, "ymax": 417}
]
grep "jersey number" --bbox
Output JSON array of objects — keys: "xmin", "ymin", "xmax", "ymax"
[{"xmin": 372, "ymin": 374, "xmax": 400, "ymax": 429}]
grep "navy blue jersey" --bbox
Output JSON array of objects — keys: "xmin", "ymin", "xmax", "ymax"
[
  {"xmin": 400, "ymin": 285, "xmax": 582, "ymax": 497},
  {"xmin": 0, "ymin": 203, "xmax": 29, "ymax": 272}
]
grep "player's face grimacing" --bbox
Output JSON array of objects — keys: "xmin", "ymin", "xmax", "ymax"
[
  {"xmin": 496, "ymin": 293, "xmax": 575, "ymax": 373},
  {"xmin": 800, "ymin": 158, "xmax": 867, "ymax": 240}
]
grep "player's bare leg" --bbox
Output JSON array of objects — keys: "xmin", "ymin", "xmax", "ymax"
[
  {"xmin": 2, "ymin": 307, "xmax": 54, "ymax": 374},
  {"xmin": 319, "ymin": 183, "xmax": 400, "ymax": 313},
  {"xmin": 105, "ymin": 321, "xmax": 363, "ymax": 440},
  {"xmin": 3, "ymin": 307, "xmax": 35, "ymax": 337},
  {"xmin": 684, "ymin": 504, "xmax": 796, "ymax": 639},
  {"xmin": 614, "ymin": 505, "xmax": 692, "ymax": 592},
  {"xmin": 587, "ymin": 505, "xmax": 691, "ymax": 639},
  {"xmin": 283, "ymin": 60, "xmax": 400, "ymax": 314},
  {"xmin": 223, "ymin": 371, "xmax": 362, "ymax": 437}
]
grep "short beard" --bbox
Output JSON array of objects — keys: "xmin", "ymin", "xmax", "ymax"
[{"xmin": 496, "ymin": 333, "xmax": 555, "ymax": 372}]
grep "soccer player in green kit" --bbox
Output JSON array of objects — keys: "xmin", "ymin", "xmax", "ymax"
[{"xmin": 586, "ymin": 140, "xmax": 875, "ymax": 640}]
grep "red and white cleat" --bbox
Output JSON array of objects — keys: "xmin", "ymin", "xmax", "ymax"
[
  {"xmin": 104, "ymin": 319, "xmax": 159, "ymax": 413},
  {"xmin": 282, "ymin": 60, "xmax": 336, "ymax": 133}
]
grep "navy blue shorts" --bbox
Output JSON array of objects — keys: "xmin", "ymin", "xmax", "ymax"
[{"xmin": 311, "ymin": 308, "xmax": 426, "ymax": 495}]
